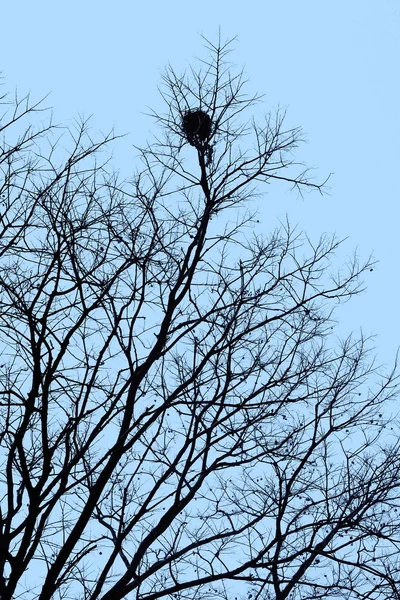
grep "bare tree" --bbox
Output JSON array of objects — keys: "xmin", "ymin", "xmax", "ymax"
[{"xmin": 0, "ymin": 35, "xmax": 399, "ymax": 600}]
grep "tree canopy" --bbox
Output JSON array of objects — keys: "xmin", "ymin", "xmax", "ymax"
[{"xmin": 0, "ymin": 35, "xmax": 399, "ymax": 600}]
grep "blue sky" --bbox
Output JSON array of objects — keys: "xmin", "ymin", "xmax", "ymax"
[{"xmin": 1, "ymin": 0, "xmax": 399, "ymax": 366}]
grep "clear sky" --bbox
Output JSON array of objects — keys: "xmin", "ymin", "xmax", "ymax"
[{"xmin": 1, "ymin": 0, "xmax": 399, "ymax": 366}]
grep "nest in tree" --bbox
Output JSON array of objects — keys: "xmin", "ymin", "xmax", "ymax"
[{"xmin": 182, "ymin": 110, "xmax": 212, "ymax": 147}]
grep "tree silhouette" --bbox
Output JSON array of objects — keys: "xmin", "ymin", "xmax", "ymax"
[{"xmin": 0, "ymin": 35, "xmax": 399, "ymax": 600}]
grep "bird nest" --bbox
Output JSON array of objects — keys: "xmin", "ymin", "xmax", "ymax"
[{"xmin": 182, "ymin": 109, "xmax": 212, "ymax": 147}]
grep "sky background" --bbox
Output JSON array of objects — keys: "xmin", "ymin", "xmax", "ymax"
[{"xmin": 1, "ymin": 0, "xmax": 399, "ymax": 368}]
